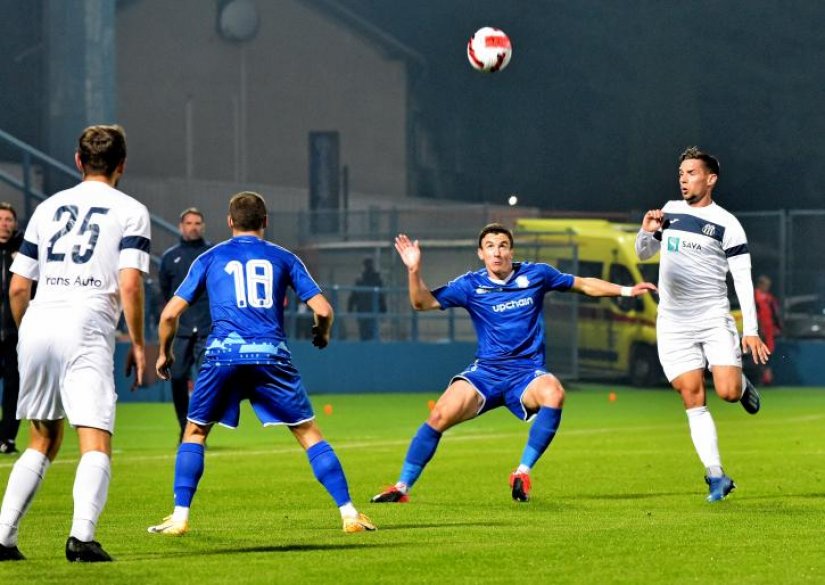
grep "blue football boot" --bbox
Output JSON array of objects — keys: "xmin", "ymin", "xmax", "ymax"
[{"xmin": 705, "ymin": 475, "xmax": 736, "ymax": 502}]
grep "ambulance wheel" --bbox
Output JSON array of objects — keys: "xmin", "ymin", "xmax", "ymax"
[{"xmin": 629, "ymin": 345, "xmax": 660, "ymax": 387}]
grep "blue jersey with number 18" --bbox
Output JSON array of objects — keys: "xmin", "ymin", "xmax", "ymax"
[{"xmin": 175, "ymin": 235, "xmax": 321, "ymax": 364}]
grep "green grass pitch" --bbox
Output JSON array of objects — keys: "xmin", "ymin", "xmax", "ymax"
[{"xmin": 1, "ymin": 385, "xmax": 824, "ymax": 584}]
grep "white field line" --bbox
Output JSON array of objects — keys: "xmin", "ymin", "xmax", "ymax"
[{"xmin": 1, "ymin": 413, "xmax": 823, "ymax": 470}]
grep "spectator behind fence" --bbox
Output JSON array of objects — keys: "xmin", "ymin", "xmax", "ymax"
[
  {"xmin": 158, "ymin": 208, "xmax": 212, "ymax": 441},
  {"xmin": 0, "ymin": 203, "xmax": 22, "ymax": 455},
  {"xmin": 347, "ymin": 257, "xmax": 386, "ymax": 340},
  {"xmin": 754, "ymin": 275, "xmax": 781, "ymax": 385}
]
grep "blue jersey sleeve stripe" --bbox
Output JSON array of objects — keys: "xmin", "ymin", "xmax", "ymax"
[
  {"xmin": 19, "ymin": 239, "xmax": 38, "ymax": 259},
  {"xmin": 120, "ymin": 235, "xmax": 151, "ymax": 253},
  {"xmin": 724, "ymin": 243, "xmax": 749, "ymax": 258}
]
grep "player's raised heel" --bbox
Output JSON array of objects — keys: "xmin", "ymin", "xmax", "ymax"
[
  {"xmin": 370, "ymin": 485, "xmax": 410, "ymax": 503},
  {"xmin": 343, "ymin": 512, "xmax": 377, "ymax": 533},
  {"xmin": 147, "ymin": 515, "xmax": 189, "ymax": 536},
  {"xmin": 509, "ymin": 472, "xmax": 532, "ymax": 502},
  {"xmin": 65, "ymin": 536, "xmax": 113, "ymax": 562},
  {"xmin": 0, "ymin": 543, "xmax": 25, "ymax": 561},
  {"xmin": 705, "ymin": 475, "xmax": 736, "ymax": 502},
  {"xmin": 740, "ymin": 379, "xmax": 761, "ymax": 414}
]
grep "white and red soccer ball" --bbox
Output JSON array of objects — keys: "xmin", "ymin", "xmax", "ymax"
[{"xmin": 467, "ymin": 27, "xmax": 512, "ymax": 73}]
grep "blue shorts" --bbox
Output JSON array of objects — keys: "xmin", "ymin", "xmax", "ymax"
[
  {"xmin": 188, "ymin": 359, "xmax": 315, "ymax": 428},
  {"xmin": 452, "ymin": 360, "xmax": 550, "ymax": 421}
]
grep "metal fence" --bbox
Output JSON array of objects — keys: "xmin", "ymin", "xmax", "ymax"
[
  {"xmin": 739, "ymin": 210, "xmax": 825, "ymax": 302},
  {"xmin": 278, "ymin": 233, "xmax": 581, "ymax": 380},
  {"xmin": 135, "ymin": 206, "xmax": 825, "ymax": 384}
]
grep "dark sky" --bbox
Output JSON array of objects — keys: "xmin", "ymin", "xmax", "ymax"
[{"xmin": 339, "ymin": 0, "xmax": 825, "ymax": 212}]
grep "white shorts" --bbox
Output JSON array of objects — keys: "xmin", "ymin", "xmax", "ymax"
[
  {"xmin": 16, "ymin": 307, "xmax": 117, "ymax": 433},
  {"xmin": 656, "ymin": 315, "xmax": 742, "ymax": 382}
]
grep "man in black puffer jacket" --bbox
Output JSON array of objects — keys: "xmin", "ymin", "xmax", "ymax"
[
  {"xmin": 0, "ymin": 203, "xmax": 22, "ymax": 454},
  {"xmin": 158, "ymin": 208, "xmax": 211, "ymax": 441}
]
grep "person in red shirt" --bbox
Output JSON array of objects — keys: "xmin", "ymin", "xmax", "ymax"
[{"xmin": 754, "ymin": 275, "xmax": 781, "ymax": 385}]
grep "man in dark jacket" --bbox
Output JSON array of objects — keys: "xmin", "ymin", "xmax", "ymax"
[
  {"xmin": 0, "ymin": 203, "xmax": 22, "ymax": 454},
  {"xmin": 158, "ymin": 208, "xmax": 211, "ymax": 440},
  {"xmin": 347, "ymin": 257, "xmax": 386, "ymax": 340}
]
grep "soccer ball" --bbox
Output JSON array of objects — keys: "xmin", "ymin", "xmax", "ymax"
[{"xmin": 467, "ymin": 27, "xmax": 512, "ymax": 73}]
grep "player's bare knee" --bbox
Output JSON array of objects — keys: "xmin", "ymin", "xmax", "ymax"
[
  {"xmin": 426, "ymin": 403, "xmax": 463, "ymax": 432},
  {"xmin": 538, "ymin": 386, "xmax": 565, "ymax": 408},
  {"xmin": 527, "ymin": 377, "xmax": 565, "ymax": 409},
  {"xmin": 715, "ymin": 383, "xmax": 742, "ymax": 403},
  {"xmin": 182, "ymin": 421, "xmax": 211, "ymax": 444},
  {"xmin": 28, "ymin": 420, "xmax": 64, "ymax": 461},
  {"xmin": 675, "ymin": 385, "xmax": 705, "ymax": 409},
  {"xmin": 426, "ymin": 408, "xmax": 448, "ymax": 431}
]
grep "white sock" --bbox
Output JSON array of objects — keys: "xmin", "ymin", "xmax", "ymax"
[
  {"xmin": 171, "ymin": 506, "xmax": 189, "ymax": 523},
  {"xmin": 516, "ymin": 464, "xmax": 531, "ymax": 475},
  {"xmin": 394, "ymin": 482, "xmax": 409, "ymax": 494},
  {"xmin": 0, "ymin": 449, "xmax": 50, "ymax": 547},
  {"xmin": 70, "ymin": 451, "xmax": 111, "ymax": 542},
  {"xmin": 686, "ymin": 406, "xmax": 722, "ymax": 469},
  {"xmin": 339, "ymin": 502, "xmax": 358, "ymax": 519}
]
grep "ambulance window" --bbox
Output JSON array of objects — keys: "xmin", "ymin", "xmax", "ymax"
[
  {"xmin": 609, "ymin": 264, "xmax": 635, "ymax": 286},
  {"xmin": 609, "ymin": 264, "xmax": 643, "ymax": 312},
  {"xmin": 637, "ymin": 263, "xmax": 660, "ymax": 304},
  {"xmin": 637, "ymin": 263, "xmax": 659, "ymax": 286},
  {"xmin": 558, "ymin": 260, "xmax": 603, "ymax": 304}
]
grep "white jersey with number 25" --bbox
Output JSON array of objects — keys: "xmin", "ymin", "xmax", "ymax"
[{"xmin": 11, "ymin": 180, "xmax": 151, "ymax": 331}]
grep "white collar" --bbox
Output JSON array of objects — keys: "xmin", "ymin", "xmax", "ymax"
[{"xmin": 487, "ymin": 270, "xmax": 515, "ymax": 285}]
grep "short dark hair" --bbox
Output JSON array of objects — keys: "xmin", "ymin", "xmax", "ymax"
[
  {"xmin": 0, "ymin": 202, "xmax": 17, "ymax": 220},
  {"xmin": 77, "ymin": 125, "xmax": 127, "ymax": 176},
  {"xmin": 179, "ymin": 207, "xmax": 204, "ymax": 222},
  {"xmin": 679, "ymin": 146, "xmax": 720, "ymax": 176},
  {"xmin": 229, "ymin": 191, "xmax": 267, "ymax": 231},
  {"xmin": 477, "ymin": 223, "xmax": 513, "ymax": 248}
]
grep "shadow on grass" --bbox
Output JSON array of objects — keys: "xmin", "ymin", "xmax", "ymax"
[
  {"xmin": 570, "ymin": 491, "xmax": 694, "ymax": 500},
  {"xmin": 743, "ymin": 492, "xmax": 825, "ymax": 501},
  {"xmin": 129, "ymin": 542, "xmax": 394, "ymax": 560},
  {"xmin": 378, "ymin": 520, "xmax": 514, "ymax": 530}
]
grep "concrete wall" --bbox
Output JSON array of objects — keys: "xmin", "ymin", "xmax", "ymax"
[
  {"xmin": 772, "ymin": 339, "xmax": 825, "ymax": 387},
  {"xmin": 116, "ymin": 0, "xmax": 409, "ymax": 200},
  {"xmin": 115, "ymin": 340, "xmax": 477, "ymax": 402},
  {"xmin": 115, "ymin": 337, "xmax": 825, "ymax": 403}
]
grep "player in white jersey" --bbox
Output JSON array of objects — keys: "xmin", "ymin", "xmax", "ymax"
[
  {"xmin": 635, "ymin": 146, "xmax": 768, "ymax": 503},
  {"xmin": 0, "ymin": 125, "xmax": 150, "ymax": 562}
]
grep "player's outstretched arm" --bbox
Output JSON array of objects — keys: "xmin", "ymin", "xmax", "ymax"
[
  {"xmin": 120, "ymin": 267, "xmax": 146, "ymax": 389},
  {"xmin": 306, "ymin": 293, "xmax": 333, "ymax": 349},
  {"xmin": 156, "ymin": 295, "xmax": 189, "ymax": 380},
  {"xmin": 394, "ymin": 233, "xmax": 440, "ymax": 311},
  {"xmin": 9, "ymin": 274, "xmax": 33, "ymax": 327},
  {"xmin": 570, "ymin": 277, "xmax": 657, "ymax": 298}
]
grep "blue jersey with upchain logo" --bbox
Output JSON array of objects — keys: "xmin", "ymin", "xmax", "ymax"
[
  {"xmin": 432, "ymin": 262, "xmax": 573, "ymax": 365},
  {"xmin": 175, "ymin": 235, "xmax": 321, "ymax": 364}
]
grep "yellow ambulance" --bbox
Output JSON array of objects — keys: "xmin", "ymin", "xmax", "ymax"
[{"xmin": 515, "ymin": 218, "xmax": 744, "ymax": 386}]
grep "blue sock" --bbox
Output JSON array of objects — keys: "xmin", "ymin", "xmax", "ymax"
[
  {"xmin": 173, "ymin": 442, "xmax": 205, "ymax": 508},
  {"xmin": 520, "ymin": 407, "xmax": 562, "ymax": 469},
  {"xmin": 399, "ymin": 423, "xmax": 442, "ymax": 489},
  {"xmin": 307, "ymin": 441, "xmax": 351, "ymax": 507}
]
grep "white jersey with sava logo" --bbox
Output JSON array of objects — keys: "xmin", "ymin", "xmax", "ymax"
[{"xmin": 636, "ymin": 200, "xmax": 750, "ymax": 325}]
